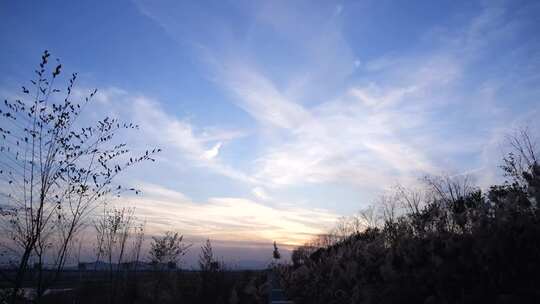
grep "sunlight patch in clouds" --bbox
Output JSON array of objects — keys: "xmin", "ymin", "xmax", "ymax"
[
  {"xmin": 252, "ymin": 187, "xmax": 271, "ymax": 201},
  {"xmin": 118, "ymin": 184, "xmax": 338, "ymax": 246}
]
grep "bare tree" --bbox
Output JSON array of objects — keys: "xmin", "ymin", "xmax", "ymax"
[
  {"xmin": 307, "ymin": 233, "xmax": 339, "ymax": 248},
  {"xmin": 503, "ymin": 127, "xmax": 538, "ymax": 186},
  {"xmin": 424, "ymin": 174, "xmax": 475, "ymax": 204},
  {"xmin": 332, "ymin": 216, "xmax": 351, "ymax": 241},
  {"xmin": 331, "ymin": 214, "xmax": 366, "ymax": 240},
  {"xmin": 129, "ymin": 220, "xmax": 145, "ymax": 273},
  {"xmin": 0, "ymin": 51, "xmax": 159, "ymax": 302},
  {"xmin": 93, "ymin": 205, "xmax": 107, "ymax": 269},
  {"xmin": 394, "ymin": 185, "xmax": 425, "ymax": 216},
  {"xmin": 93, "ymin": 207, "xmax": 136, "ymax": 303},
  {"xmin": 359, "ymin": 205, "xmax": 380, "ymax": 229}
]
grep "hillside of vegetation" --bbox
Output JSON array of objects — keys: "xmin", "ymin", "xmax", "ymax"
[{"xmin": 279, "ymin": 146, "xmax": 540, "ymax": 304}]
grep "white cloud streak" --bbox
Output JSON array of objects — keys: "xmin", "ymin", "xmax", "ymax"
[
  {"xmin": 199, "ymin": 1, "xmax": 540, "ymax": 192},
  {"xmin": 79, "ymin": 89, "xmax": 257, "ymax": 184},
  {"xmin": 116, "ymin": 183, "xmax": 338, "ymax": 246}
]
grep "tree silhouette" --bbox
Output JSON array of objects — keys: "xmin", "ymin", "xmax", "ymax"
[
  {"xmin": 199, "ymin": 239, "xmax": 219, "ymax": 272},
  {"xmin": 198, "ymin": 238, "xmax": 226, "ymax": 304},
  {"xmin": 149, "ymin": 231, "xmax": 189, "ymax": 270},
  {"xmin": 272, "ymin": 241, "xmax": 281, "ymax": 260},
  {"xmin": 0, "ymin": 51, "xmax": 159, "ymax": 302}
]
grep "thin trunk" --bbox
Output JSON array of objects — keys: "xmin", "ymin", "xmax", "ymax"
[{"xmin": 10, "ymin": 244, "xmax": 34, "ymax": 303}]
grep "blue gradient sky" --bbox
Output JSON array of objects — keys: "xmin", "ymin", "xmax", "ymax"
[{"xmin": 1, "ymin": 0, "xmax": 539, "ymax": 263}]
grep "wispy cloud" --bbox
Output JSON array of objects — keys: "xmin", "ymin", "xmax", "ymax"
[
  {"xmin": 193, "ymin": 1, "xmax": 540, "ymax": 193},
  {"xmin": 117, "ymin": 183, "xmax": 338, "ymax": 246},
  {"xmin": 202, "ymin": 142, "xmax": 222, "ymax": 160},
  {"xmin": 77, "ymin": 88, "xmax": 257, "ymax": 184},
  {"xmin": 209, "ymin": 48, "xmax": 445, "ymax": 189},
  {"xmin": 217, "ymin": 63, "xmax": 312, "ymax": 130}
]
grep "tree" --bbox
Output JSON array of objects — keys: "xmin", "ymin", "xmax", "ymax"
[
  {"xmin": 0, "ymin": 51, "xmax": 159, "ymax": 302},
  {"xmin": 148, "ymin": 231, "xmax": 190, "ymax": 303},
  {"xmin": 291, "ymin": 245, "xmax": 317, "ymax": 267},
  {"xmin": 272, "ymin": 241, "xmax": 281, "ymax": 261},
  {"xmin": 502, "ymin": 127, "xmax": 538, "ymax": 187},
  {"xmin": 359, "ymin": 204, "xmax": 381, "ymax": 229},
  {"xmin": 93, "ymin": 207, "xmax": 137, "ymax": 303},
  {"xmin": 149, "ymin": 231, "xmax": 190, "ymax": 270},
  {"xmin": 199, "ymin": 239, "xmax": 219, "ymax": 272},
  {"xmin": 198, "ymin": 239, "xmax": 226, "ymax": 304},
  {"xmin": 129, "ymin": 220, "xmax": 146, "ymax": 272}
]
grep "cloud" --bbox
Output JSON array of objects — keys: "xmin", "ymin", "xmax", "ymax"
[
  {"xmin": 77, "ymin": 88, "xmax": 256, "ymax": 184},
  {"xmin": 202, "ymin": 142, "xmax": 222, "ymax": 160},
  {"xmin": 137, "ymin": 182, "xmax": 190, "ymax": 202},
  {"xmin": 252, "ymin": 187, "xmax": 271, "ymax": 201},
  {"xmin": 200, "ymin": 1, "xmax": 539, "ymax": 193},
  {"xmin": 217, "ymin": 63, "xmax": 312, "ymax": 129},
  {"xmin": 214, "ymin": 55, "xmax": 444, "ymax": 189},
  {"xmin": 130, "ymin": 0, "xmax": 540, "ymax": 210},
  {"xmin": 349, "ymin": 84, "xmax": 419, "ymax": 109},
  {"xmin": 130, "ymin": 97, "xmax": 257, "ymax": 183},
  {"xmin": 117, "ymin": 184, "xmax": 338, "ymax": 246},
  {"xmin": 178, "ymin": 4, "xmax": 459, "ymax": 190}
]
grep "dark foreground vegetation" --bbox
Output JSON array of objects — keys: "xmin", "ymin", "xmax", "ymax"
[
  {"xmin": 279, "ymin": 134, "xmax": 540, "ymax": 304},
  {"xmin": 1, "ymin": 269, "xmax": 268, "ymax": 304}
]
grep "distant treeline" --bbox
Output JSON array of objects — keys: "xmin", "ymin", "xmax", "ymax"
[{"xmin": 279, "ymin": 131, "xmax": 540, "ymax": 304}]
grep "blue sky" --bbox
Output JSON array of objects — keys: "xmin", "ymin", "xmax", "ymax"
[{"xmin": 1, "ymin": 0, "xmax": 540, "ymax": 262}]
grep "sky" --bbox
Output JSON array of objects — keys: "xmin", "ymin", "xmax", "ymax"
[{"xmin": 1, "ymin": 0, "xmax": 540, "ymax": 266}]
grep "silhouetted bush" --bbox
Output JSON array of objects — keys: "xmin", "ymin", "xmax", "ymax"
[{"xmin": 281, "ymin": 162, "xmax": 540, "ymax": 304}]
